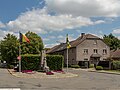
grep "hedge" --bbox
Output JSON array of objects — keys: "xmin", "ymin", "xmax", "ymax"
[
  {"xmin": 46, "ymin": 55, "xmax": 64, "ymax": 70},
  {"xmin": 96, "ymin": 66, "xmax": 103, "ymax": 70},
  {"xmin": 89, "ymin": 64, "xmax": 94, "ymax": 68},
  {"xmin": 71, "ymin": 65, "xmax": 80, "ymax": 68},
  {"xmin": 21, "ymin": 54, "xmax": 64, "ymax": 71},
  {"xmin": 21, "ymin": 54, "xmax": 40, "ymax": 71},
  {"xmin": 112, "ymin": 61, "xmax": 120, "ymax": 70}
]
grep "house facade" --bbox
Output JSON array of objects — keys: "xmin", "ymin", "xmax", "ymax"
[{"xmin": 47, "ymin": 33, "xmax": 110, "ymax": 68}]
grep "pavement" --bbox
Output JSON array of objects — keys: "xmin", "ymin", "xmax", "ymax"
[
  {"xmin": 8, "ymin": 69, "xmax": 78, "ymax": 79},
  {"xmin": 8, "ymin": 68, "xmax": 120, "ymax": 79},
  {"xmin": 85, "ymin": 68, "xmax": 120, "ymax": 75},
  {"xmin": 1, "ymin": 68, "xmax": 120, "ymax": 90}
]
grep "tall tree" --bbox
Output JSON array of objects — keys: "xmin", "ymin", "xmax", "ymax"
[
  {"xmin": 21, "ymin": 31, "xmax": 44, "ymax": 54},
  {"xmin": 103, "ymin": 33, "xmax": 120, "ymax": 50},
  {"xmin": 0, "ymin": 34, "xmax": 19, "ymax": 65}
]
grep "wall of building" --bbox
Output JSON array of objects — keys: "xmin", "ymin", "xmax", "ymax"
[
  {"xmin": 76, "ymin": 39, "xmax": 110, "ymax": 61},
  {"xmin": 63, "ymin": 47, "xmax": 78, "ymax": 65}
]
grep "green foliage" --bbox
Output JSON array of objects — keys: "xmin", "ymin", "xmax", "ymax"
[
  {"xmin": 21, "ymin": 54, "xmax": 40, "ymax": 70},
  {"xmin": 46, "ymin": 55, "xmax": 64, "ymax": 70},
  {"xmin": 21, "ymin": 31, "xmax": 44, "ymax": 54},
  {"xmin": 112, "ymin": 61, "xmax": 120, "ymax": 70},
  {"xmin": 0, "ymin": 34, "xmax": 19, "ymax": 65},
  {"xmin": 89, "ymin": 64, "xmax": 94, "ymax": 68},
  {"xmin": 37, "ymin": 70, "xmax": 45, "ymax": 72},
  {"xmin": 96, "ymin": 66, "xmax": 103, "ymax": 70},
  {"xmin": 8, "ymin": 64, "xmax": 14, "ymax": 69},
  {"xmin": 71, "ymin": 65, "xmax": 80, "ymax": 68},
  {"xmin": 21, "ymin": 54, "xmax": 64, "ymax": 71},
  {"xmin": 103, "ymin": 33, "xmax": 120, "ymax": 50}
]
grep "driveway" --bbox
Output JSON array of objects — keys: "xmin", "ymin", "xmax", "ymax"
[{"xmin": 0, "ymin": 68, "xmax": 120, "ymax": 90}]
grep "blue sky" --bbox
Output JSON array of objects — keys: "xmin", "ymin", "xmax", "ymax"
[{"xmin": 0, "ymin": 0, "xmax": 120, "ymax": 48}]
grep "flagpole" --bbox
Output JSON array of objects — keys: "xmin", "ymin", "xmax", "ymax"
[
  {"xmin": 19, "ymin": 32, "xmax": 21, "ymax": 73},
  {"xmin": 67, "ymin": 48, "xmax": 68, "ymax": 72}
]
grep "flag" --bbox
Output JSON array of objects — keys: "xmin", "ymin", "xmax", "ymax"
[
  {"xmin": 19, "ymin": 32, "xmax": 30, "ymax": 43},
  {"xmin": 66, "ymin": 34, "xmax": 71, "ymax": 49}
]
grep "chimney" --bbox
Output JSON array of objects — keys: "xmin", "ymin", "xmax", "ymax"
[{"xmin": 81, "ymin": 33, "xmax": 85, "ymax": 38}]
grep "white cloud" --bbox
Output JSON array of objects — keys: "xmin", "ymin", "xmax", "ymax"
[
  {"xmin": 112, "ymin": 29, "xmax": 120, "ymax": 34},
  {"xmin": 46, "ymin": 0, "xmax": 120, "ymax": 17},
  {"xmin": 7, "ymin": 8, "xmax": 105, "ymax": 34},
  {"xmin": 43, "ymin": 36, "xmax": 56, "ymax": 42},
  {"xmin": 117, "ymin": 36, "xmax": 120, "ymax": 39},
  {"xmin": 0, "ymin": 30, "xmax": 18, "ymax": 40},
  {"xmin": 45, "ymin": 43, "xmax": 58, "ymax": 48},
  {"xmin": 0, "ymin": 21, "xmax": 5, "ymax": 28},
  {"xmin": 94, "ymin": 20, "xmax": 105, "ymax": 24}
]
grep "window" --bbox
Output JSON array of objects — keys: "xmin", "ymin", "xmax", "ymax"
[
  {"xmin": 84, "ymin": 58, "xmax": 88, "ymax": 61},
  {"xmin": 83, "ymin": 49, "xmax": 88, "ymax": 54},
  {"xmin": 103, "ymin": 49, "xmax": 107, "ymax": 54},
  {"xmin": 93, "ymin": 49, "xmax": 98, "ymax": 54}
]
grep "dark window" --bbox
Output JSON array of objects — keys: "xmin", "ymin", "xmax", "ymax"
[
  {"xmin": 93, "ymin": 49, "xmax": 98, "ymax": 54},
  {"xmin": 103, "ymin": 49, "xmax": 107, "ymax": 54},
  {"xmin": 84, "ymin": 58, "xmax": 88, "ymax": 61},
  {"xmin": 83, "ymin": 49, "xmax": 88, "ymax": 54}
]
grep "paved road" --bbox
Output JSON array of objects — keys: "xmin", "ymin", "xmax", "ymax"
[{"xmin": 0, "ymin": 68, "xmax": 120, "ymax": 90}]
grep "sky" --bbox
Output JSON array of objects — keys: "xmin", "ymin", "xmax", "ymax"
[{"xmin": 0, "ymin": 0, "xmax": 120, "ymax": 48}]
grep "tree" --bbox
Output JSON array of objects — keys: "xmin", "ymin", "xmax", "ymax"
[
  {"xmin": 21, "ymin": 31, "xmax": 44, "ymax": 54},
  {"xmin": 103, "ymin": 33, "xmax": 120, "ymax": 50},
  {"xmin": 0, "ymin": 34, "xmax": 19, "ymax": 65}
]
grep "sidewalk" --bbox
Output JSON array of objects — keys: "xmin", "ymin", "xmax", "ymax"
[
  {"xmin": 88, "ymin": 69, "xmax": 120, "ymax": 75},
  {"xmin": 8, "ymin": 69, "xmax": 78, "ymax": 79},
  {"xmin": 71, "ymin": 68, "xmax": 120, "ymax": 75}
]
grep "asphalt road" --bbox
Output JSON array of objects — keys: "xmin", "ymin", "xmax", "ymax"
[{"xmin": 0, "ymin": 68, "xmax": 120, "ymax": 90}]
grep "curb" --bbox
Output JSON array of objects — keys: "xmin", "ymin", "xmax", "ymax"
[
  {"xmin": 7, "ymin": 69, "xmax": 78, "ymax": 79},
  {"xmin": 7, "ymin": 69, "xmax": 22, "ymax": 78},
  {"xmin": 7, "ymin": 69, "xmax": 12, "ymax": 75},
  {"xmin": 88, "ymin": 70, "xmax": 120, "ymax": 75}
]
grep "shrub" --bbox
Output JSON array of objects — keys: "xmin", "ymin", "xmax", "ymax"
[
  {"xmin": 21, "ymin": 54, "xmax": 40, "ymax": 71},
  {"xmin": 46, "ymin": 55, "xmax": 64, "ymax": 70},
  {"xmin": 71, "ymin": 65, "xmax": 80, "ymax": 68},
  {"xmin": 37, "ymin": 70, "xmax": 45, "ymax": 73},
  {"xmin": 112, "ymin": 61, "xmax": 120, "ymax": 70},
  {"xmin": 21, "ymin": 54, "xmax": 64, "ymax": 71},
  {"xmin": 96, "ymin": 66, "xmax": 103, "ymax": 70},
  {"xmin": 8, "ymin": 64, "xmax": 14, "ymax": 69},
  {"xmin": 89, "ymin": 64, "xmax": 94, "ymax": 68}
]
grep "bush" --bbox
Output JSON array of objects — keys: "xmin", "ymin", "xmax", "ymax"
[
  {"xmin": 21, "ymin": 54, "xmax": 40, "ymax": 71},
  {"xmin": 112, "ymin": 61, "xmax": 120, "ymax": 70},
  {"xmin": 96, "ymin": 66, "xmax": 103, "ymax": 70},
  {"xmin": 21, "ymin": 54, "xmax": 64, "ymax": 71},
  {"xmin": 46, "ymin": 55, "xmax": 64, "ymax": 70},
  {"xmin": 8, "ymin": 64, "xmax": 14, "ymax": 69},
  {"xmin": 37, "ymin": 70, "xmax": 45, "ymax": 72},
  {"xmin": 71, "ymin": 65, "xmax": 80, "ymax": 68},
  {"xmin": 89, "ymin": 64, "xmax": 94, "ymax": 68}
]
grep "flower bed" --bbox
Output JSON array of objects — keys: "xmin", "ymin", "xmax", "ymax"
[
  {"xmin": 53, "ymin": 70, "xmax": 64, "ymax": 73},
  {"xmin": 46, "ymin": 71, "xmax": 54, "ymax": 75},
  {"xmin": 22, "ymin": 70, "xmax": 32, "ymax": 73},
  {"xmin": 22, "ymin": 70, "xmax": 36, "ymax": 74}
]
